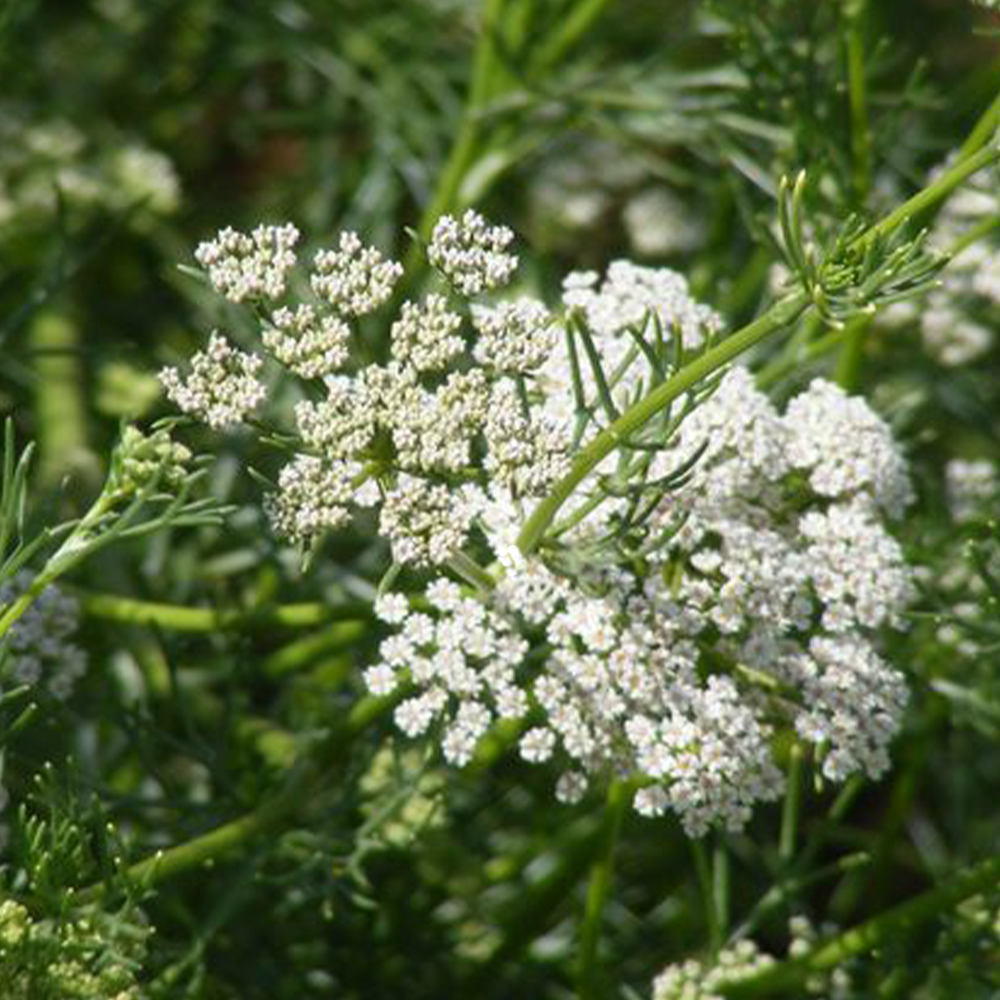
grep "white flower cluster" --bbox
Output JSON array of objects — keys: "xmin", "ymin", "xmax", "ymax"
[
  {"xmin": 262, "ymin": 305, "xmax": 350, "ymax": 379},
  {"xmin": 427, "ymin": 210, "xmax": 517, "ymax": 294},
  {"xmin": 369, "ymin": 367, "xmax": 914, "ymax": 833},
  {"xmin": 311, "ymin": 231, "xmax": 403, "ymax": 314},
  {"xmin": 527, "ymin": 137, "xmax": 704, "ymax": 258},
  {"xmin": 390, "ymin": 294, "xmax": 464, "ymax": 371},
  {"xmin": 645, "ymin": 369, "xmax": 913, "ymax": 784},
  {"xmin": 483, "ymin": 382, "xmax": 571, "ymax": 498},
  {"xmin": 364, "ymin": 579, "xmax": 529, "ymax": 765},
  {"xmin": 945, "ymin": 458, "xmax": 998, "ymax": 524},
  {"xmin": 651, "ymin": 915, "xmax": 853, "ymax": 1000},
  {"xmin": 472, "ymin": 299, "xmax": 554, "ymax": 372},
  {"xmin": 107, "ymin": 145, "xmax": 180, "ymax": 216},
  {"xmin": 173, "ymin": 212, "xmax": 573, "ymax": 564},
  {"xmin": 159, "ymin": 332, "xmax": 266, "ymax": 429},
  {"xmin": 263, "ymin": 455, "xmax": 359, "ymax": 545},
  {"xmin": 784, "ymin": 379, "xmax": 914, "ymax": 517},
  {"xmin": 378, "ymin": 478, "xmax": 480, "ymax": 567},
  {"xmin": 651, "ymin": 940, "xmax": 774, "ymax": 1000},
  {"xmin": 0, "ymin": 575, "xmax": 87, "ymax": 700},
  {"xmin": 0, "ymin": 111, "xmax": 179, "ymax": 238},
  {"xmin": 562, "ymin": 262, "xmax": 722, "ymax": 351},
  {"xmin": 194, "ymin": 223, "xmax": 300, "ymax": 302}
]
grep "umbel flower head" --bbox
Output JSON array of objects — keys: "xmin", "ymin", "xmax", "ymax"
[
  {"xmin": 368, "ymin": 364, "xmax": 914, "ymax": 836},
  {"xmin": 165, "ymin": 211, "xmax": 568, "ymax": 567},
  {"xmin": 166, "ymin": 210, "xmax": 915, "ymax": 837}
]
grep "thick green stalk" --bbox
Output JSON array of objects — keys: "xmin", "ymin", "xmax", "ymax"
[
  {"xmin": 76, "ymin": 592, "xmax": 370, "ymax": 633},
  {"xmin": 531, "ymin": 0, "xmax": 615, "ymax": 74},
  {"xmin": 518, "ymin": 141, "xmax": 1000, "ymax": 555},
  {"xmin": 719, "ymin": 852, "xmax": 1000, "ymax": 998},
  {"xmin": 778, "ymin": 743, "xmax": 804, "ymax": 863},
  {"xmin": 517, "ymin": 292, "xmax": 811, "ymax": 554},
  {"xmin": 577, "ymin": 779, "xmax": 630, "ymax": 1000},
  {"xmin": 959, "ymin": 86, "xmax": 1000, "ymax": 161},
  {"xmin": 832, "ymin": 314, "xmax": 870, "ymax": 391}
]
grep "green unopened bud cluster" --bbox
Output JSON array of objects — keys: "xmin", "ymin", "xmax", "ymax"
[
  {"xmin": 0, "ymin": 899, "xmax": 149, "ymax": 1000},
  {"xmin": 112, "ymin": 426, "xmax": 192, "ymax": 496}
]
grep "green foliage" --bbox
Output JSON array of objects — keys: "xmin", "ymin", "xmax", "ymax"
[{"xmin": 2, "ymin": 1, "xmax": 1000, "ymax": 997}]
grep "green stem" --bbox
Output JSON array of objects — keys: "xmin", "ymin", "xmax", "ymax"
[
  {"xmin": 832, "ymin": 314, "xmax": 870, "ymax": 391},
  {"xmin": 0, "ymin": 491, "xmax": 116, "ymax": 641},
  {"xmin": 75, "ymin": 592, "xmax": 370, "ymax": 633},
  {"xmin": 405, "ymin": 0, "xmax": 506, "ymax": 274},
  {"xmin": 843, "ymin": 0, "xmax": 871, "ymax": 205},
  {"xmin": 719, "ymin": 851, "xmax": 1000, "ymax": 998},
  {"xmin": 577, "ymin": 779, "xmax": 630, "ymax": 999},
  {"xmin": 693, "ymin": 838, "xmax": 720, "ymax": 953},
  {"xmin": 948, "ymin": 213, "xmax": 1000, "ymax": 259},
  {"xmin": 959, "ymin": 86, "xmax": 1000, "ymax": 161},
  {"xmin": 29, "ymin": 310, "xmax": 96, "ymax": 490},
  {"xmin": 864, "ymin": 144, "xmax": 998, "ymax": 246},
  {"xmin": 838, "ymin": 0, "xmax": 870, "ymax": 387},
  {"xmin": 518, "ymin": 142, "xmax": 1000, "ymax": 555},
  {"xmin": 779, "ymin": 743, "xmax": 804, "ymax": 864},
  {"xmin": 532, "ymin": 0, "xmax": 615, "ymax": 73},
  {"xmin": 713, "ymin": 836, "xmax": 731, "ymax": 946},
  {"xmin": 517, "ymin": 292, "xmax": 811, "ymax": 555},
  {"xmin": 448, "ymin": 550, "xmax": 496, "ymax": 593}
]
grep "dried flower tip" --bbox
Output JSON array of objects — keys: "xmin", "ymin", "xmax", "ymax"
[
  {"xmin": 263, "ymin": 304, "xmax": 350, "ymax": 379},
  {"xmin": 390, "ymin": 294, "xmax": 464, "ymax": 371},
  {"xmin": 194, "ymin": 223, "xmax": 299, "ymax": 302},
  {"xmin": 427, "ymin": 210, "xmax": 517, "ymax": 295},
  {"xmin": 159, "ymin": 332, "xmax": 266, "ymax": 429},
  {"xmin": 311, "ymin": 231, "xmax": 403, "ymax": 315},
  {"xmin": 472, "ymin": 298, "xmax": 554, "ymax": 372}
]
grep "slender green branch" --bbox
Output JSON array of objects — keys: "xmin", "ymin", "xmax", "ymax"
[
  {"xmin": 719, "ymin": 851, "xmax": 1000, "ymax": 998},
  {"xmin": 843, "ymin": 0, "xmax": 871, "ymax": 205},
  {"xmin": 517, "ymin": 292, "xmax": 811, "ymax": 555},
  {"xmin": 406, "ymin": 0, "xmax": 506, "ymax": 269},
  {"xmin": 75, "ymin": 591, "xmax": 371, "ymax": 633},
  {"xmin": 0, "ymin": 492, "xmax": 116, "ymax": 641},
  {"xmin": 518, "ymin": 141, "xmax": 1000, "ymax": 554},
  {"xmin": 577, "ymin": 779, "xmax": 630, "ymax": 1000},
  {"xmin": 448, "ymin": 549, "xmax": 497, "ymax": 593},
  {"xmin": 959, "ymin": 86, "xmax": 1000, "ymax": 161},
  {"xmin": 837, "ymin": 0, "xmax": 871, "ymax": 388},
  {"xmin": 864, "ymin": 144, "xmax": 998, "ymax": 246},
  {"xmin": 532, "ymin": 0, "xmax": 615, "ymax": 74}
]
